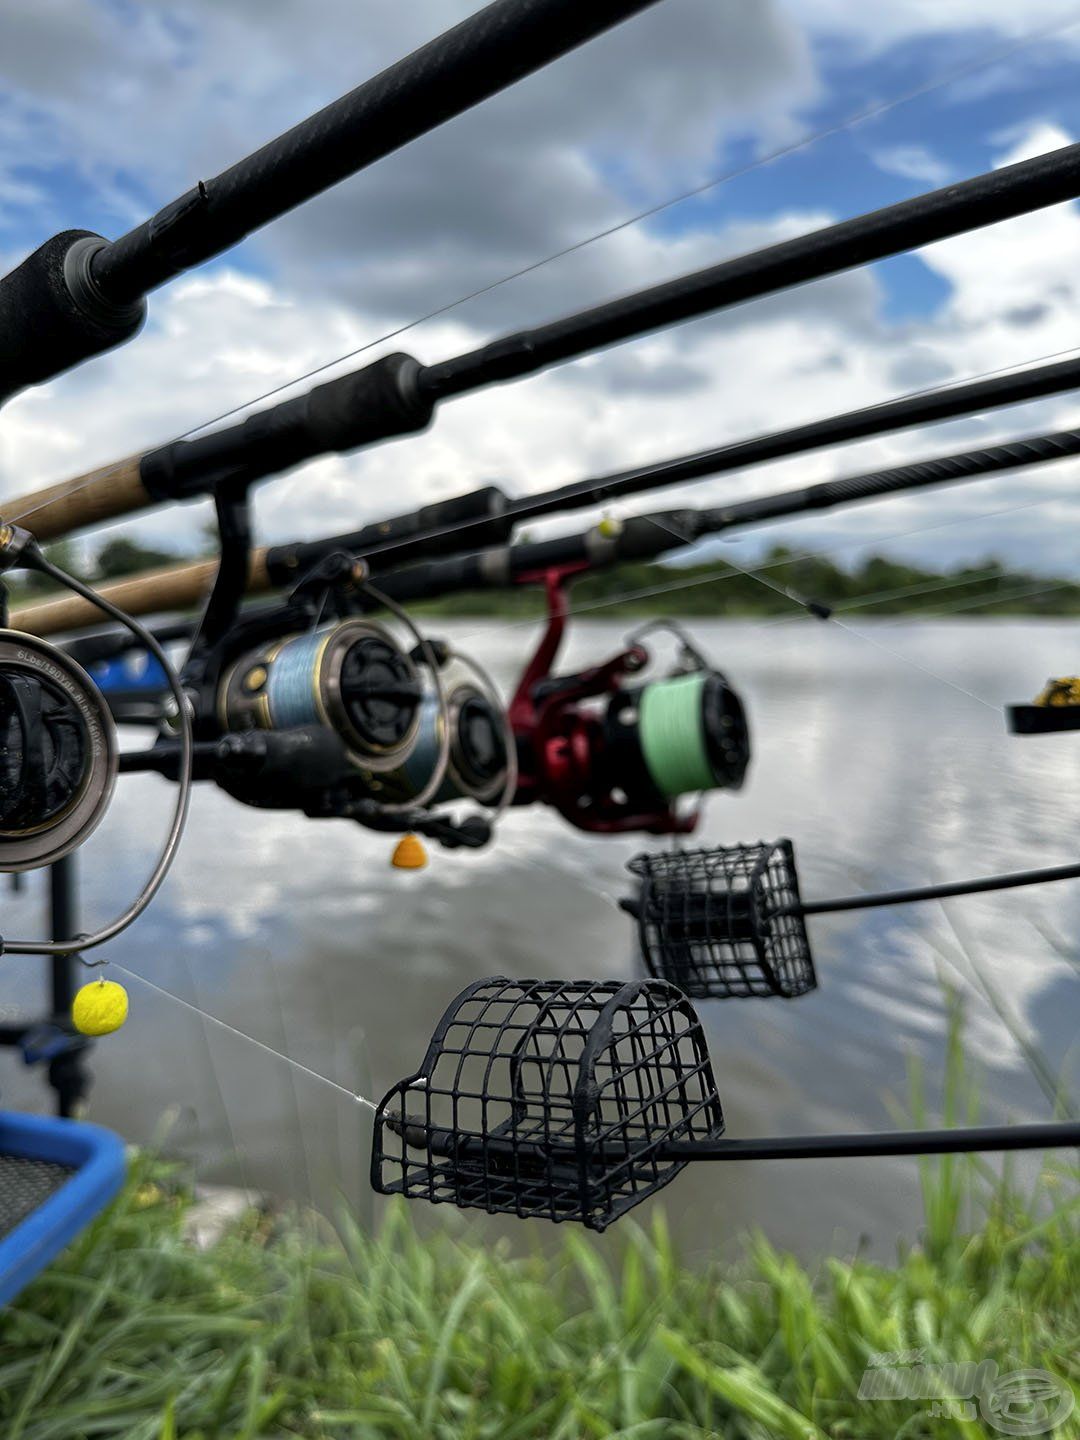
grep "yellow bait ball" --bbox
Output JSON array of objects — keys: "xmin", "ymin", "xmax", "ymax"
[
  {"xmin": 72, "ymin": 979, "xmax": 129, "ymax": 1036},
  {"xmin": 598, "ymin": 515, "xmax": 623, "ymax": 539},
  {"xmin": 392, "ymin": 833, "xmax": 428, "ymax": 870}
]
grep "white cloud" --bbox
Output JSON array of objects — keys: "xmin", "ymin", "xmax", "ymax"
[
  {"xmin": 7, "ymin": 169, "xmax": 1080, "ymax": 578},
  {"xmin": 789, "ymin": 0, "xmax": 1080, "ymax": 53},
  {"xmin": 3, "ymin": 8, "xmax": 1080, "ymax": 579},
  {"xmin": 871, "ymin": 144, "xmax": 951, "ymax": 186}
]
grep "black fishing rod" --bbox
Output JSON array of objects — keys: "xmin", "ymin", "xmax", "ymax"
[
  {"xmin": 123, "ymin": 141, "xmax": 1080, "ymax": 517},
  {"xmin": 11, "ymin": 143, "xmax": 1080, "ymax": 543},
  {"xmin": 25, "ymin": 409, "xmax": 1080, "ymax": 646},
  {"xmin": 17, "ymin": 355, "xmax": 1080, "ymax": 638},
  {"xmin": 0, "ymin": 0, "xmax": 660, "ymax": 409},
  {"xmin": 373, "ymin": 420, "xmax": 1080, "ymax": 606}
]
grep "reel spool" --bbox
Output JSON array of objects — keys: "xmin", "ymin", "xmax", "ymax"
[
  {"xmin": 372, "ymin": 976, "xmax": 723, "ymax": 1231},
  {"xmin": 603, "ymin": 669, "xmax": 749, "ymax": 804},
  {"xmin": 627, "ymin": 842, "xmax": 816, "ymax": 1000},
  {"xmin": 0, "ymin": 633, "xmax": 116, "ymax": 870},
  {"xmin": 377, "ymin": 659, "xmax": 509, "ymax": 808},
  {"xmin": 219, "ymin": 617, "xmax": 422, "ymax": 771}
]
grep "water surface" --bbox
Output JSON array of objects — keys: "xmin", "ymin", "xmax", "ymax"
[{"xmin": 1, "ymin": 618, "xmax": 1076, "ymax": 1264}]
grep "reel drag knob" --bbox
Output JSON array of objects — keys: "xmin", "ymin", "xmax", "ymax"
[{"xmin": 0, "ymin": 632, "xmax": 117, "ymax": 871}]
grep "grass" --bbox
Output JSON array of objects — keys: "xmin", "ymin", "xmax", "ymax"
[{"xmin": 1, "ymin": 1006, "xmax": 1077, "ymax": 1440}]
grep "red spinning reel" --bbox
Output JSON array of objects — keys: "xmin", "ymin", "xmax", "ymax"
[{"xmin": 509, "ymin": 564, "xmax": 750, "ymax": 835}]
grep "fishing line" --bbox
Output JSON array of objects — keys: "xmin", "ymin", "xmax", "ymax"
[
  {"xmin": 8, "ymin": 12, "xmax": 1080, "ymax": 540},
  {"xmin": 830, "ymin": 566, "xmax": 1017, "ymax": 614},
  {"xmin": 233, "ymin": 340, "xmax": 1080, "ymax": 588},
  {"xmin": 880, "ymin": 577, "xmax": 1079, "ymax": 623},
  {"xmin": 109, "ymin": 6, "xmax": 1080, "ymax": 437},
  {"xmin": 173, "ymin": 941, "xmax": 261, "ymax": 1197},
  {"xmin": 935, "ymin": 904, "xmax": 1076, "ymax": 1118},
  {"xmin": 580, "ymin": 504, "xmax": 1007, "ymax": 715},
  {"xmin": 106, "ymin": 961, "xmax": 378, "ymax": 1113}
]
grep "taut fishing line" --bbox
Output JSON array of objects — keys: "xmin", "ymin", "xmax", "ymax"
[
  {"xmin": 431, "ymin": 477, "xmax": 1079, "ymax": 659},
  {"xmin": 106, "ymin": 962, "xmax": 377, "ymax": 1113},
  {"xmin": 6, "ymin": 9, "xmax": 1080, "ymax": 540}
]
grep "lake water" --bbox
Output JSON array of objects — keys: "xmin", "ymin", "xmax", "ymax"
[{"xmin": 1, "ymin": 617, "xmax": 1077, "ymax": 1265}]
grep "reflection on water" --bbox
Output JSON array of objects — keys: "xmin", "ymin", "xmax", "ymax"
[{"xmin": 1, "ymin": 619, "xmax": 1078, "ymax": 1264}]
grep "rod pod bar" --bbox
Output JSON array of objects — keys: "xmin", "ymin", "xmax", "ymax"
[
  {"xmin": 628, "ymin": 840, "xmax": 1080, "ymax": 1000},
  {"xmin": 11, "ymin": 140, "xmax": 1080, "ymax": 543},
  {"xmin": 0, "ymin": 0, "xmax": 661, "ymax": 407},
  {"xmin": 372, "ymin": 976, "xmax": 1080, "ymax": 1231}
]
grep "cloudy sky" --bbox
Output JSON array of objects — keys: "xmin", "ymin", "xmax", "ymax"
[{"xmin": 3, "ymin": 0, "xmax": 1080, "ymax": 582}]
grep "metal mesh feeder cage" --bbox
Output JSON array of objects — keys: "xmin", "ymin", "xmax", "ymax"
[
  {"xmin": 627, "ymin": 840, "xmax": 817, "ymax": 1000},
  {"xmin": 372, "ymin": 976, "xmax": 724, "ymax": 1231}
]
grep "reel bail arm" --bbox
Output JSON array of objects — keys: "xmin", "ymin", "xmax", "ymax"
[
  {"xmin": 509, "ymin": 565, "xmax": 749, "ymax": 834},
  {"xmin": 0, "ymin": 528, "xmax": 191, "ymax": 954}
]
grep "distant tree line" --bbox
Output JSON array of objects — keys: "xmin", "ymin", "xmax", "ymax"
[
  {"xmin": 415, "ymin": 544, "xmax": 1080, "ymax": 620},
  {"xmin": 8, "ymin": 535, "xmax": 1080, "ymax": 619}
]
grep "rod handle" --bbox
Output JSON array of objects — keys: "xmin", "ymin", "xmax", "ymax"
[{"xmin": 0, "ymin": 232, "xmax": 145, "ymax": 409}]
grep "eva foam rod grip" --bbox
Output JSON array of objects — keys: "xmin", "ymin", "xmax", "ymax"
[
  {"xmin": 140, "ymin": 353, "xmax": 435, "ymax": 501},
  {"xmin": 0, "ymin": 232, "xmax": 146, "ymax": 408}
]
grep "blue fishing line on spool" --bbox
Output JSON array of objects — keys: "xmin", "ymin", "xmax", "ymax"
[
  {"xmin": 398, "ymin": 694, "xmax": 453, "ymax": 803},
  {"xmin": 266, "ymin": 633, "xmax": 325, "ymax": 730}
]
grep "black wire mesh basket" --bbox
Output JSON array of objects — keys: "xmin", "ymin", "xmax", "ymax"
[
  {"xmin": 372, "ymin": 976, "xmax": 725, "ymax": 1231},
  {"xmin": 627, "ymin": 840, "xmax": 817, "ymax": 1000}
]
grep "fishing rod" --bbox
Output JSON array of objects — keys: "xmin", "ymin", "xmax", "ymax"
[
  {"xmin": 18, "ymin": 354, "xmax": 1080, "ymax": 637},
  {"xmin": 372, "ymin": 976, "xmax": 1080, "ymax": 1231},
  {"xmin": 0, "ymin": 0, "xmax": 660, "ymax": 413},
  {"xmin": 9, "ymin": 142, "xmax": 1080, "ymax": 543},
  {"xmin": 12, "ymin": 485, "xmax": 515, "ymax": 638},
  {"xmin": 25, "ymin": 413, "xmax": 1080, "ymax": 842},
  {"xmin": 626, "ymin": 840, "xmax": 1080, "ymax": 1001}
]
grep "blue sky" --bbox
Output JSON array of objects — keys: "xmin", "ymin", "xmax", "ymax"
[{"xmin": 3, "ymin": 0, "xmax": 1080, "ymax": 580}]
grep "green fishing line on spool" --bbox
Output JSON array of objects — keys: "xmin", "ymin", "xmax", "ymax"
[{"xmin": 638, "ymin": 673, "xmax": 715, "ymax": 797}]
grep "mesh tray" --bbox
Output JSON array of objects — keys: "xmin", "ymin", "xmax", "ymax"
[
  {"xmin": 628, "ymin": 840, "xmax": 817, "ymax": 999},
  {"xmin": 0, "ymin": 1154, "xmax": 75, "ymax": 1240},
  {"xmin": 373, "ymin": 976, "xmax": 724, "ymax": 1231},
  {"xmin": 0, "ymin": 1112, "xmax": 125, "ymax": 1306}
]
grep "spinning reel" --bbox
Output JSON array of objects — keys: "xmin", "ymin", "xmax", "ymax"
[
  {"xmin": 124, "ymin": 502, "xmax": 513, "ymax": 852},
  {"xmin": 0, "ymin": 524, "xmax": 190, "ymax": 954},
  {"xmin": 373, "ymin": 975, "xmax": 1080, "ymax": 1232},
  {"xmin": 510, "ymin": 566, "xmax": 749, "ymax": 834}
]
